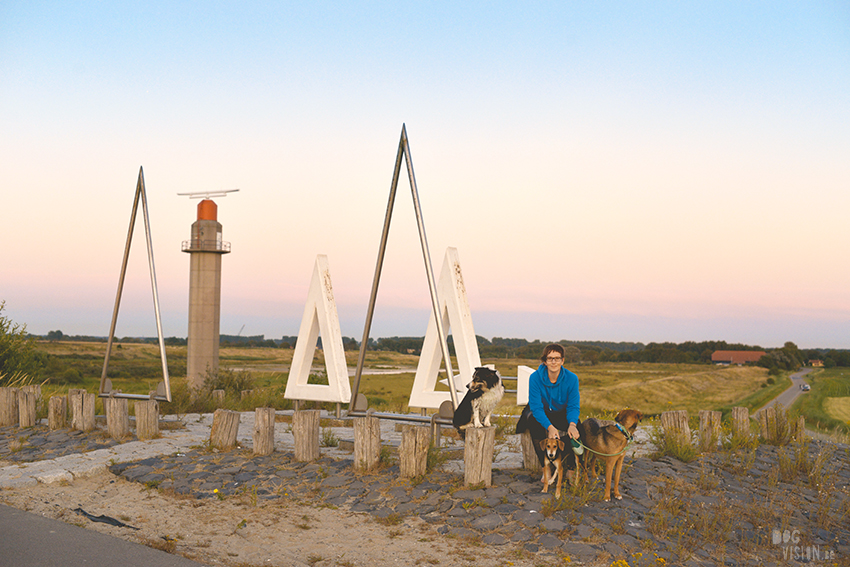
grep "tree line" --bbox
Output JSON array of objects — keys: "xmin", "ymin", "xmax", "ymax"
[{"xmin": 35, "ymin": 329, "xmax": 850, "ymax": 368}]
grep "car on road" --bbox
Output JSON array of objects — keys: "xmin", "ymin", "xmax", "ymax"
[{"xmin": 800, "ymin": 384, "xmax": 811, "ymax": 391}]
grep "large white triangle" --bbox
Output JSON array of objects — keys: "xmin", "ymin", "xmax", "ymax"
[
  {"xmin": 284, "ymin": 255, "xmax": 351, "ymax": 404},
  {"xmin": 409, "ymin": 247, "xmax": 481, "ymax": 409}
]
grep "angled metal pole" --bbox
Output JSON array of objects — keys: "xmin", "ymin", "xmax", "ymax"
[
  {"xmin": 139, "ymin": 171, "xmax": 172, "ymax": 402},
  {"xmin": 100, "ymin": 170, "xmax": 142, "ymax": 395},
  {"xmin": 349, "ymin": 125, "xmax": 459, "ymax": 413},
  {"xmin": 400, "ymin": 125, "xmax": 458, "ymax": 409},
  {"xmin": 349, "ymin": 130, "xmax": 405, "ymax": 412}
]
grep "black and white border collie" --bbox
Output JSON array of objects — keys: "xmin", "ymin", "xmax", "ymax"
[{"xmin": 452, "ymin": 367, "xmax": 504, "ymax": 438}]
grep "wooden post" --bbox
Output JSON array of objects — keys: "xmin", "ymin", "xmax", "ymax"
[
  {"xmin": 20, "ymin": 384, "xmax": 42, "ymax": 401},
  {"xmin": 210, "ymin": 409, "xmax": 241, "ymax": 450},
  {"xmin": 731, "ymin": 407, "xmax": 750, "ymax": 441},
  {"xmin": 81, "ymin": 393, "xmax": 96, "ymax": 432},
  {"xmin": 464, "ymin": 426, "xmax": 496, "ymax": 487},
  {"xmin": 48, "ymin": 395, "xmax": 67, "ymax": 430},
  {"xmin": 699, "ymin": 410, "xmax": 721, "ymax": 451},
  {"xmin": 520, "ymin": 430, "xmax": 541, "ymax": 472},
  {"xmin": 211, "ymin": 389, "xmax": 225, "ymax": 407},
  {"xmin": 106, "ymin": 397, "xmax": 130, "ymax": 439},
  {"xmin": 399, "ymin": 425, "xmax": 430, "ymax": 479},
  {"xmin": 18, "ymin": 389, "xmax": 37, "ymax": 428},
  {"xmin": 0, "ymin": 387, "xmax": 19, "ymax": 427},
  {"xmin": 70, "ymin": 391, "xmax": 97, "ymax": 432},
  {"xmin": 774, "ymin": 405, "xmax": 790, "ymax": 445},
  {"xmin": 792, "ymin": 416, "xmax": 806, "ymax": 441},
  {"xmin": 253, "ymin": 407, "xmax": 276, "ymax": 456},
  {"xmin": 353, "ymin": 414, "xmax": 382, "ymax": 472},
  {"xmin": 759, "ymin": 406, "xmax": 777, "ymax": 444},
  {"xmin": 135, "ymin": 399, "xmax": 160, "ymax": 440},
  {"xmin": 292, "ymin": 409, "xmax": 320, "ymax": 462},
  {"xmin": 660, "ymin": 410, "xmax": 691, "ymax": 448}
]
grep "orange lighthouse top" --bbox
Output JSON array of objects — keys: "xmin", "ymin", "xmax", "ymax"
[{"xmin": 197, "ymin": 199, "xmax": 217, "ymax": 221}]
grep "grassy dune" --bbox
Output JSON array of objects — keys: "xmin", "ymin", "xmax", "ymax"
[{"xmin": 579, "ymin": 364, "xmax": 777, "ymax": 416}]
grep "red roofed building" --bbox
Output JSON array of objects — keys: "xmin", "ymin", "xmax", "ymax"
[{"xmin": 711, "ymin": 350, "xmax": 766, "ymax": 365}]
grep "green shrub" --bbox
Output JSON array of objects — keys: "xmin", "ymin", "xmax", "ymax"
[{"xmin": 0, "ymin": 301, "xmax": 44, "ymax": 387}]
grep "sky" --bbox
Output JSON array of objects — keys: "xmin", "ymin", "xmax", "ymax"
[{"xmin": 2, "ymin": 2, "xmax": 849, "ymax": 349}]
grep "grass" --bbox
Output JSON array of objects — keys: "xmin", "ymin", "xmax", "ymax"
[{"xmin": 790, "ymin": 368, "xmax": 850, "ymax": 434}]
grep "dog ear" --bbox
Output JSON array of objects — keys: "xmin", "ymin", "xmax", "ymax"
[
  {"xmin": 557, "ymin": 439, "xmax": 565, "ymax": 451},
  {"xmin": 538, "ymin": 438, "xmax": 548, "ymax": 451}
]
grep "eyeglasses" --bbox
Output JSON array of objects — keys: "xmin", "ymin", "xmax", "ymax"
[{"xmin": 546, "ymin": 356, "xmax": 563, "ymax": 362}]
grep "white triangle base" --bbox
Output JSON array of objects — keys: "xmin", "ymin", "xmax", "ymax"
[
  {"xmin": 284, "ymin": 255, "xmax": 351, "ymax": 404},
  {"xmin": 408, "ymin": 248, "xmax": 481, "ymax": 409}
]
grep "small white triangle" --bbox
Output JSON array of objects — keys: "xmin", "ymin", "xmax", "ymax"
[
  {"xmin": 516, "ymin": 365, "xmax": 534, "ymax": 406},
  {"xmin": 408, "ymin": 247, "xmax": 482, "ymax": 409},
  {"xmin": 284, "ymin": 255, "xmax": 351, "ymax": 403}
]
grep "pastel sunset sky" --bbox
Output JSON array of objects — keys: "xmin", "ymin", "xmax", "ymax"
[{"xmin": 2, "ymin": 2, "xmax": 848, "ymax": 348}]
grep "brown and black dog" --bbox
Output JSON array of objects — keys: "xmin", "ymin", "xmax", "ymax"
[
  {"xmin": 538, "ymin": 438, "xmax": 567, "ymax": 499},
  {"xmin": 577, "ymin": 408, "xmax": 642, "ymax": 502}
]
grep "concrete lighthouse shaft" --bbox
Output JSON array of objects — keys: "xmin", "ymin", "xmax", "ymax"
[{"xmin": 182, "ymin": 198, "xmax": 230, "ymax": 391}]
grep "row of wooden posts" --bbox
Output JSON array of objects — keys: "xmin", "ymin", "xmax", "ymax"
[
  {"xmin": 0, "ymin": 386, "xmax": 497, "ymax": 487},
  {"xmin": 0, "ymin": 386, "xmax": 161, "ymax": 440},
  {"xmin": 210, "ymin": 408, "xmax": 497, "ymax": 487},
  {"xmin": 658, "ymin": 406, "xmax": 805, "ymax": 450},
  {"xmin": 3, "ymin": 384, "xmax": 801, "ymax": 487}
]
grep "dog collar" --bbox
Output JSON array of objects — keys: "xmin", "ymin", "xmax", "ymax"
[{"xmin": 615, "ymin": 422, "xmax": 632, "ymax": 441}]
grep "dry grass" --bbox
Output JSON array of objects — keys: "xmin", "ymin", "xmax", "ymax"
[
  {"xmin": 580, "ymin": 364, "xmax": 771, "ymax": 415},
  {"xmin": 823, "ymin": 396, "xmax": 850, "ymax": 422}
]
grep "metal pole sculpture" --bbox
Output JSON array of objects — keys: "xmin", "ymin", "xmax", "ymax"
[
  {"xmin": 99, "ymin": 167, "xmax": 172, "ymax": 401},
  {"xmin": 349, "ymin": 124, "xmax": 459, "ymax": 413}
]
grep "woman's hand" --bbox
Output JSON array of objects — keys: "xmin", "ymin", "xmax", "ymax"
[
  {"xmin": 567, "ymin": 423, "xmax": 579, "ymax": 440},
  {"xmin": 547, "ymin": 425, "xmax": 559, "ymax": 439}
]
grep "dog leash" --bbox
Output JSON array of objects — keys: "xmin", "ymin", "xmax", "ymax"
[
  {"xmin": 572, "ymin": 423, "xmax": 635, "ymax": 458},
  {"xmin": 574, "ymin": 438, "xmax": 634, "ymax": 458}
]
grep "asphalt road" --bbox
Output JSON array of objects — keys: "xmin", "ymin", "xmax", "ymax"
[
  {"xmin": 0, "ymin": 504, "xmax": 208, "ymax": 567},
  {"xmin": 762, "ymin": 367, "xmax": 813, "ymax": 412}
]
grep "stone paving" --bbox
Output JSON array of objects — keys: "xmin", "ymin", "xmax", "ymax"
[{"xmin": 1, "ymin": 412, "xmax": 849, "ymax": 566}]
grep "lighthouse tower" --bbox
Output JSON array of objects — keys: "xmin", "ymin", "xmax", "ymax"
[{"xmin": 182, "ymin": 196, "xmax": 232, "ymax": 391}]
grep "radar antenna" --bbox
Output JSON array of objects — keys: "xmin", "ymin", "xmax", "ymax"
[{"xmin": 177, "ymin": 189, "xmax": 240, "ymax": 199}]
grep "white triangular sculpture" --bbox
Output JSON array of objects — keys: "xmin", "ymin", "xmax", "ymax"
[
  {"xmin": 516, "ymin": 365, "xmax": 534, "ymax": 406},
  {"xmin": 284, "ymin": 255, "xmax": 351, "ymax": 403},
  {"xmin": 409, "ymin": 247, "xmax": 481, "ymax": 409}
]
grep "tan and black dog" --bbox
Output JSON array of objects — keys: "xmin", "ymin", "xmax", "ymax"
[
  {"xmin": 538, "ymin": 437, "xmax": 567, "ymax": 499},
  {"xmin": 577, "ymin": 408, "xmax": 642, "ymax": 502}
]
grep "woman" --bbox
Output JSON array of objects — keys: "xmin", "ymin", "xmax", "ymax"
[{"xmin": 517, "ymin": 343, "xmax": 580, "ymax": 467}]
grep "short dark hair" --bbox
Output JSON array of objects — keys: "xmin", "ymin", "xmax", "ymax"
[{"xmin": 540, "ymin": 343, "xmax": 565, "ymax": 363}]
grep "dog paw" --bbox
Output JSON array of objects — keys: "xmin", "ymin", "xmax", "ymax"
[{"xmin": 614, "ymin": 495, "xmax": 622, "ymax": 500}]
